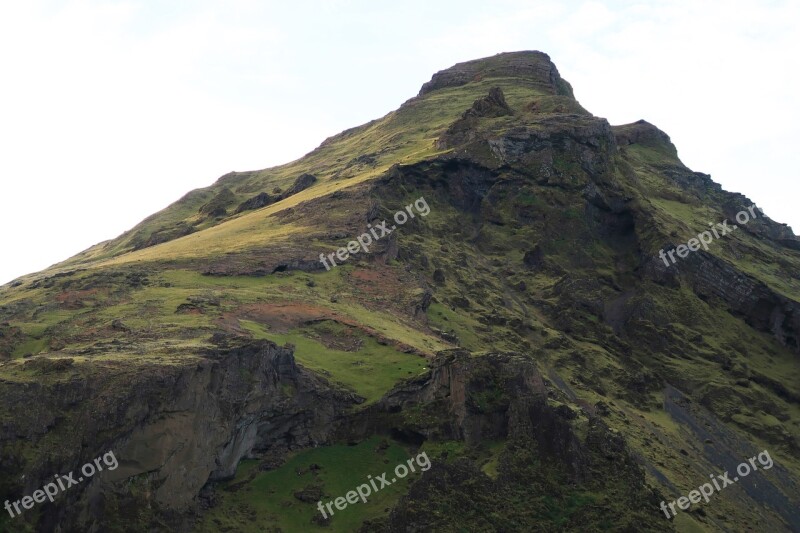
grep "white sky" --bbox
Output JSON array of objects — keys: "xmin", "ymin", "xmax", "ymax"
[{"xmin": 1, "ymin": 0, "xmax": 798, "ymax": 285}]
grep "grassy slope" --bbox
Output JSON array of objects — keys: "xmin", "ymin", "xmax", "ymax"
[{"xmin": 47, "ymin": 77, "xmax": 574, "ymax": 270}]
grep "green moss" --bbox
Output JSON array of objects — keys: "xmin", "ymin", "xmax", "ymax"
[
  {"xmin": 10, "ymin": 337, "xmax": 49, "ymax": 358},
  {"xmin": 478, "ymin": 440, "xmax": 505, "ymax": 479},
  {"xmin": 243, "ymin": 320, "xmax": 427, "ymax": 404},
  {"xmin": 419, "ymin": 440, "xmax": 467, "ymax": 463},
  {"xmin": 427, "ymin": 302, "xmax": 483, "ymax": 351}
]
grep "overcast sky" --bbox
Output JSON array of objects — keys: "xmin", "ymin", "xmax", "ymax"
[{"xmin": 1, "ymin": 0, "xmax": 798, "ymax": 285}]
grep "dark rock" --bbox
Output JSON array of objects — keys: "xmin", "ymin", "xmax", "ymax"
[
  {"xmin": 675, "ymin": 250, "xmax": 800, "ymax": 352},
  {"xmin": 22, "ymin": 358, "xmax": 74, "ymax": 374},
  {"xmin": 436, "ymin": 88, "xmax": 512, "ymax": 149},
  {"xmin": 140, "ymin": 222, "xmax": 195, "ymax": 249},
  {"xmin": 199, "ymin": 188, "xmax": 236, "ymax": 218},
  {"xmin": 312, "ymin": 512, "xmax": 331, "ymax": 527},
  {"xmin": 347, "ymin": 154, "xmax": 377, "ymax": 168},
  {"xmin": 522, "ymin": 246, "xmax": 544, "ymax": 268},
  {"xmin": 277, "ymin": 173, "xmax": 317, "ymax": 201},
  {"xmin": 450, "ymin": 296, "xmax": 470, "ymax": 309},
  {"xmin": 594, "ymin": 401, "xmax": 611, "ymax": 416},
  {"xmin": 235, "ymin": 192, "xmax": 273, "ymax": 213},
  {"xmin": 464, "ymin": 87, "xmax": 512, "ymax": 119},
  {"xmin": 612, "ymin": 120, "xmax": 677, "ymax": 157},
  {"xmin": 412, "ymin": 290, "xmax": 433, "ymax": 319},
  {"xmin": 0, "ymin": 340, "xmax": 363, "ymax": 531},
  {"xmin": 431, "ymin": 328, "xmax": 458, "ymax": 344},
  {"xmin": 293, "ymin": 484, "xmax": 324, "ymax": 503},
  {"xmin": 111, "ymin": 319, "xmax": 130, "ymax": 332}
]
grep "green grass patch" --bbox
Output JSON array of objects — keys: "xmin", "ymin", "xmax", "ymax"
[
  {"xmin": 196, "ymin": 436, "xmax": 415, "ymax": 532},
  {"xmin": 242, "ymin": 320, "xmax": 427, "ymax": 404},
  {"xmin": 427, "ymin": 302, "xmax": 483, "ymax": 351}
]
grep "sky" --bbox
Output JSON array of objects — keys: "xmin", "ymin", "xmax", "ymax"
[{"xmin": 0, "ymin": 0, "xmax": 798, "ymax": 285}]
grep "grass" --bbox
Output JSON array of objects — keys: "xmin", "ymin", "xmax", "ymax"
[
  {"xmin": 241, "ymin": 320, "xmax": 427, "ymax": 404},
  {"xmin": 46, "ymin": 74, "xmax": 565, "ymax": 276},
  {"xmin": 11, "ymin": 337, "xmax": 49, "ymax": 358},
  {"xmin": 196, "ymin": 436, "xmax": 415, "ymax": 533},
  {"xmin": 478, "ymin": 440, "xmax": 505, "ymax": 479},
  {"xmin": 6, "ymin": 309, "xmax": 84, "ymax": 358}
]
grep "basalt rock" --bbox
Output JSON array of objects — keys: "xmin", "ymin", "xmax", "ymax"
[{"xmin": 678, "ymin": 250, "xmax": 800, "ymax": 352}]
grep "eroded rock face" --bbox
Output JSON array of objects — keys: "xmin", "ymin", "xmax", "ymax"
[
  {"xmin": 378, "ymin": 159, "xmax": 496, "ymax": 215},
  {"xmin": 680, "ymin": 252, "xmax": 800, "ymax": 352},
  {"xmin": 342, "ymin": 351, "xmax": 668, "ymax": 532},
  {"xmin": 488, "ymin": 115, "xmax": 616, "ymax": 174},
  {"xmin": 0, "ymin": 341, "xmax": 360, "ymax": 531},
  {"xmin": 612, "ymin": 119, "xmax": 677, "ymax": 155},
  {"xmin": 436, "ymin": 87, "xmax": 513, "ymax": 149},
  {"xmin": 353, "ymin": 351, "xmax": 571, "ymax": 448},
  {"xmin": 466, "ymin": 87, "xmax": 512, "ymax": 118}
]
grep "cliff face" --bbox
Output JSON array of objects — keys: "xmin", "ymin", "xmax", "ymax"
[
  {"xmin": 349, "ymin": 352, "xmax": 670, "ymax": 532},
  {"xmin": 1, "ymin": 341, "xmax": 360, "ymax": 530},
  {"xmin": 1, "ymin": 51, "xmax": 800, "ymax": 532}
]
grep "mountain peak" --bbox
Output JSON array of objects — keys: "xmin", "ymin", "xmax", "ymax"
[
  {"xmin": 418, "ymin": 50, "xmax": 574, "ymax": 98},
  {"xmin": 3, "ymin": 49, "xmax": 800, "ymax": 533}
]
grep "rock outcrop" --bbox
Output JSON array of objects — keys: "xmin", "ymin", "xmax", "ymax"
[
  {"xmin": 0, "ymin": 341, "xmax": 360, "ymax": 530},
  {"xmin": 235, "ymin": 191, "xmax": 273, "ymax": 213},
  {"xmin": 277, "ymin": 173, "xmax": 317, "ymax": 200},
  {"xmin": 419, "ymin": 51, "xmax": 574, "ymax": 97}
]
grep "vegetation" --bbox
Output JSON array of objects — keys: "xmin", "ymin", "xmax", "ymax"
[{"xmin": 1, "ymin": 51, "xmax": 798, "ymax": 532}]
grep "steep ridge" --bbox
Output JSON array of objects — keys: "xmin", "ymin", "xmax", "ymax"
[{"xmin": 1, "ymin": 51, "xmax": 799, "ymax": 532}]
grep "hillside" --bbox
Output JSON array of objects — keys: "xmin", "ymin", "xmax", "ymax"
[{"xmin": 1, "ymin": 51, "xmax": 799, "ymax": 532}]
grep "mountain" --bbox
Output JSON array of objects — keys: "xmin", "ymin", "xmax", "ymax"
[{"xmin": 1, "ymin": 51, "xmax": 799, "ymax": 533}]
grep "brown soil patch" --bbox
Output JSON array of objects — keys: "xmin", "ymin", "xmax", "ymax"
[
  {"xmin": 313, "ymin": 323, "xmax": 363, "ymax": 352},
  {"xmin": 228, "ymin": 301, "xmax": 429, "ymax": 357},
  {"xmin": 238, "ymin": 302, "xmax": 338, "ymax": 333},
  {"xmin": 55, "ymin": 288, "xmax": 101, "ymax": 309}
]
